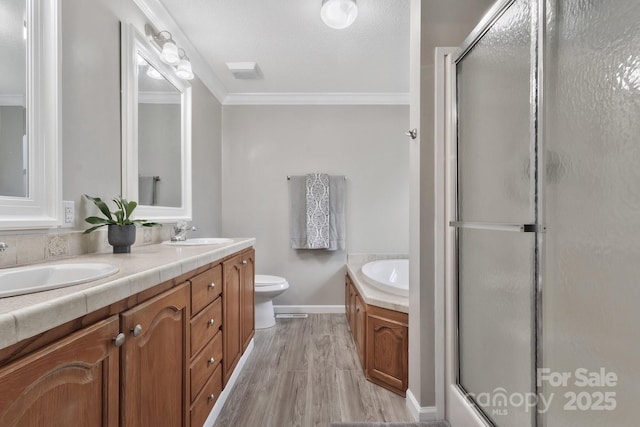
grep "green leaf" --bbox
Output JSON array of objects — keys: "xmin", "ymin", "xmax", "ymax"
[
  {"xmin": 84, "ymin": 216, "xmax": 112, "ymax": 225},
  {"xmin": 82, "ymin": 224, "xmax": 107, "ymax": 234},
  {"xmin": 124, "ymin": 201, "xmax": 137, "ymax": 220},
  {"xmin": 84, "ymin": 195, "xmax": 113, "ymax": 221}
]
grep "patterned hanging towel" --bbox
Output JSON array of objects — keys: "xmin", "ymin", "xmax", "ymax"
[{"xmin": 305, "ymin": 173, "xmax": 330, "ymax": 249}]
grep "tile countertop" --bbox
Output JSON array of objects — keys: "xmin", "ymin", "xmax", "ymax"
[
  {"xmin": 0, "ymin": 237, "xmax": 255, "ymax": 350},
  {"xmin": 346, "ymin": 254, "xmax": 409, "ymax": 314}
]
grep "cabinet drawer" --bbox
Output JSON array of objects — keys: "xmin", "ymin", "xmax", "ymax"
[
  {"xmin": 190, "ymin": 330, "xmax": 222, "ymax": 400},
  {"xmin": 191, "ymin": 264, "xmax": 222, "ymax": 316},
  {"xmin": 190, "ymin": 363, "xmax": 222, "ymax": 427},
  {"xmin": 191, "ymin": 297, "xmax": 222, "ymax": 357}
]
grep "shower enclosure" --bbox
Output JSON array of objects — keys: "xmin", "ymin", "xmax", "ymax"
[{"xmin": 446, "ymin": 0, "xmax": 640, "ymax": 425}]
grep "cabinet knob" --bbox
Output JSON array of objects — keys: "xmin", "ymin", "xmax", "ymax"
[
  {"xmin": 131, "ymin": 324, "xmax": 143, "ymax": 337},
  {"xmin": 208, "ymin": 318, "xmax": 215, "ymax": 327},
  {"xmin": 242, "ymin": 260, "xmax": 247, "ymax": 265},
  {"xmin": 208, "ymin": 393, "xmax": 216, "ymax": 402},
  {"xmin": 208, "ymin": 357, "xmax": 215, "ymax": 365},
  {"xmin": 208, "ymin": 282, "xmax": 216, "ymax": 290},
  {"xmin": 113, "ymin": 333, "xmax": 125, "ymax": 347}
]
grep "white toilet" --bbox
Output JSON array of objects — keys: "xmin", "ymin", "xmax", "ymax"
[{"xmin": 254, "ymin": 275, "xmax": 289, "ymax": 329}]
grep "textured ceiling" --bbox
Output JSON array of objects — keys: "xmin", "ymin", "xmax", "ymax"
[{"xmin": 158, "ymin": 0, "xmax": 410, "ymax": 94}]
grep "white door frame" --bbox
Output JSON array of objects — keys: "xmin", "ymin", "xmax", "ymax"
[{"xmin": 434, "ymin": 46, "xmax": 492, "ymax": 427}]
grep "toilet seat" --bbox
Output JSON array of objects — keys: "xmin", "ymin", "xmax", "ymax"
[{"xmin": 255, "ymin": 275, "xmax": 287, "ymax": 287}]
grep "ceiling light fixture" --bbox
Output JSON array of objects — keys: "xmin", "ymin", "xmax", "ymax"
[{"xmin": 321, "ymin": 0, "xmax": 358, "ymax": 30}]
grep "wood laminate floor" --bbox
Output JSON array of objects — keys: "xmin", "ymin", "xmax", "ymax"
[{"xmin": 213, "ymin": 314, "xmax": 414, "ymax": 427}]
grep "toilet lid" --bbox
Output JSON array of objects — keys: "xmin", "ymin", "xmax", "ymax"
[{"xmin": 255, "ymin": 274, "xmax": 287, "ymax": 287}]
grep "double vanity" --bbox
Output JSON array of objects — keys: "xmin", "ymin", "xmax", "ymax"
[{"xmin": 0, "ymin": 238, "xmax": 255, "ymax": 427}]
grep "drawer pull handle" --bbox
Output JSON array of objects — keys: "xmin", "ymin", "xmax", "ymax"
[
  {"xmin": 208, "ymin": 393, "xmax": 215, "ymax": 402},
  {"xmin": 208, "ymin": 357, "xmax": 215, "ymax": 365},
  {"xmin": 113, "ymin": 333, "xmax": 125, "ymax": 347},
  {"xmin": 208, "ymin": 318, "xmax": 215, "ymax": 327},
  {"xmin": 131, "ymin": 324, "xmax": 143, "ymax": 337},
  {"xmin": 242, "ymin": 260, "xmax": 247, "ymax": 265},
  {"xmin": 208, "ymin": 282, "xmax": 216, "ymax": 290}
]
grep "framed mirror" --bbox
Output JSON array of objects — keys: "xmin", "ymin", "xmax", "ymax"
[
  {"xmin": 121, "ymin": 23, "xmax": 192, "ymax": 222},
  {"xmin": 0, "ymin": 0, "xmax": 61, "ymax": 229}
]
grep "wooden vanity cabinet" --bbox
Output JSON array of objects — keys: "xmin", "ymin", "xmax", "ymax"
[
  {"xmin": 0, "ymin": 247, "xmax": 256, "ymax": 427},
  {"xmin": 0, "ymin": 316, "xmax": 120, "ymax": 427},
  {"xmin": 120, "ymin": 283, "xmax": 190, "ymax": 427},
  {"xmin": 241, "ymin": 249, "xmax": 255, "ymax": 352},
  {"xmin": 188, "ymin": 265, "xmax": 224, "ymax": 427},
  {"xmin": 344, "ymin": 273, "xmax": 408, "ymax": 397}
]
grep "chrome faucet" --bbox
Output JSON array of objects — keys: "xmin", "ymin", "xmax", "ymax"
[
  {"xmin": 0, "ymin": 242, "xmax": 8, "ymax": 252},
  {"xmin": 171, "ymin": 220, "xmax": 196, "ymax": 241}
]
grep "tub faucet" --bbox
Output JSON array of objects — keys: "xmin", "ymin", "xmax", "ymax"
[
  {"xmin": 171, "ymin": 220, "xmax": 196, "ymax": 241},
  {"xmin": 0, "ymin": 242, "xmax": 7, "ymax": 252}
]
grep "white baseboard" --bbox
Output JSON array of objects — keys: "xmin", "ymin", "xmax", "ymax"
[
  {"xmin": 406, "ymin": 388, "xmax": 438, "ymax": 422},
  {"xmin": 273, "ymin": 305, "xmax": 346, "ymax": 314},
  {"xmin": 203, "ymin": 338, "xmax": 255, "ymax": 427}
]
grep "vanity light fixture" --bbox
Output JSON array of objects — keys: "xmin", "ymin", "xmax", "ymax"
[
  {"xmin": 321, "ymin": 0, "xmax": 358, "ymax": 29},
  {"xmin": 149, "ymin": 30, "xmax": 179, "ymax": 65},
  {"xmin": 175, "ymin": 49, "xmax": 194, "ymax": 80},
  {"xmin": 145, "ymin": 65, "xmax": 165, "ymax": 80},
  {"xmin": 145, "ymin": 24, "xmax": 194, "ymax": 81}
]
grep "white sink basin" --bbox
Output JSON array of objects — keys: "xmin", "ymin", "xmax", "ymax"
[
  {"xmin": 162, "ymin": 237, "xmax": 233, "ymax": 246},
  {"xmin": 0, "ymin": 263, "xmax": 119, "ymax": 298}
]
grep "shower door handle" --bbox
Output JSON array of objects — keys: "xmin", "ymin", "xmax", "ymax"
[{"xmin": 449, "ymin": 221, "xmax": 546, "ymax": 233}]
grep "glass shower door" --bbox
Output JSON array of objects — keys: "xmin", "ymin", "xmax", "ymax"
[
  {"xmin": 452, "ymin": 0, "xmax": 538, "ymax": 425},
  {"xmin": 541, "ymin": 1, "xmax": 640, "ymax": 425}
]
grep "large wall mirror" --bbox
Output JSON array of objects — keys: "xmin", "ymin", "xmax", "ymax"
[
  {"xmin": 0, "ymin": 0, "xmax": 60, "ymax": 229},
  {"xmin": 121, "ymin": 23, "xmax": 192, "ymax": 222}
]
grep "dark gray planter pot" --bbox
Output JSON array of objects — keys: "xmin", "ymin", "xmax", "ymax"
[{"xmin": 108, "ymin": 224, "xmax": 136, "ymax": 254}]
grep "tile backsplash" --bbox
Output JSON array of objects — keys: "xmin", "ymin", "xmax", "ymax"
[{"xmin": 0, "ymin": 225, "xmax": 173, "ymax": 268}]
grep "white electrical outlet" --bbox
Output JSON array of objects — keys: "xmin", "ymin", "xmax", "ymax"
[{"xmin": 63, "ymin": 200, "xmax": 75, "ymax": 227}]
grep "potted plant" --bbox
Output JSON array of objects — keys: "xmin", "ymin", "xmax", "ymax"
[{"xmin": 83, "ymin": 195, "xmax": 158, "ymax": 253}]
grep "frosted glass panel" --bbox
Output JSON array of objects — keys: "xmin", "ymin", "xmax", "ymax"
[
  {"xmin": 542, "ymin": 1, "xmax": 640, "ymax": 425},
  {"xmin": 457, "ymin": 0, "xmax": 533, "ymax": 223},
  {"xmin": 459, "ymin": 229, "xmax": 533, "ymax": 427}
]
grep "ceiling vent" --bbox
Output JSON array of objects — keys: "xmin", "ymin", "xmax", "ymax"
[{"xmin": 226, "ymin": 62, "xmax": 261, "ymax": 79}]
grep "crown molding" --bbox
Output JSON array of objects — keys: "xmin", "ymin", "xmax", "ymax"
[
  {"xmin": 133, "ymin": 0, "xmax": 228, "ymax": 103},
  {"xmin": 223, "ymin": 92, "xmax": 410, "ymax": 106}
]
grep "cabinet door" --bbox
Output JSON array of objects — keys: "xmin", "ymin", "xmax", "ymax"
[
  {"xmin": 222, "ymin": 254, "xmax": 242, "ymax": 385},
  {"xmin": 0, "ymin": 316, "xmax": 120, "ymax": 427},
  {"xmin": 365, "ymin": 312, "xmax": 408, "ymax": 396},
  {"xmin": 355, "ymin": 294, "xmax": 366, "ymax": 368},
  {"xmin": 241, "ymin": 249, "xmax": 255, "ymax": 352},
  {"xmin": 121, "ymin": 283, "xmax": 190, "ymax": 427}
]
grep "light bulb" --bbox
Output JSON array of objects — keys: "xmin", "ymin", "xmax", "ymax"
[
  {"xmin": 146, "ymin": 66, "xmax": 164, "ymax": 80},
  {"xmin": 160, "ymin": 39, "xmax": 179, "ymax": 65},
  {"xmin": 176, "ymin": 58, "xmax": 194, "ymax": 80}
]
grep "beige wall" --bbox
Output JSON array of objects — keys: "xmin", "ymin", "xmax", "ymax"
[
  {"xmin": 409, "ymin": 0, "xmax": 496, "ymax": 408},
  {"xmin": 60, "ymin": 0, "xmax": 222, "ymax": 235},
  {"xmin": 221, "ymin": 105, "xmax": 409, "ymax": 306}
]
